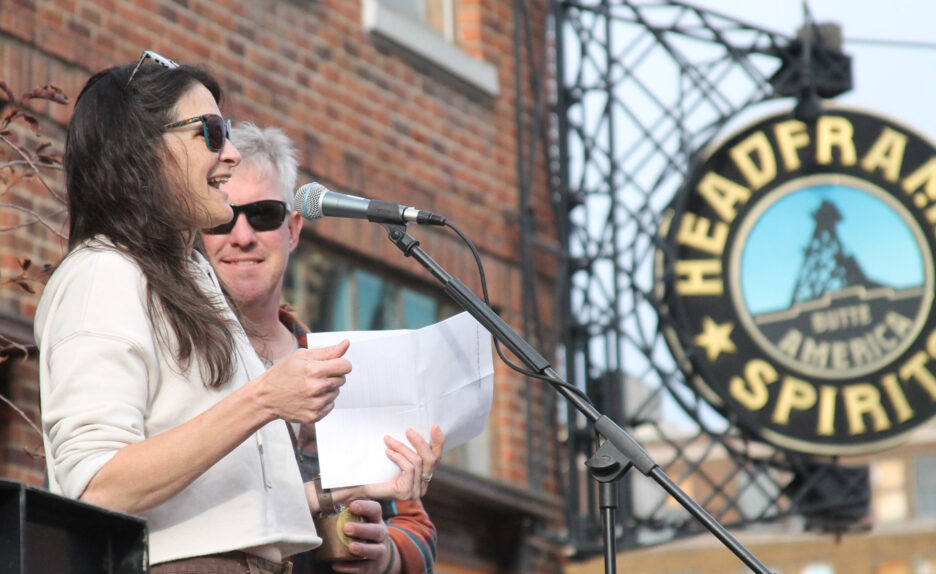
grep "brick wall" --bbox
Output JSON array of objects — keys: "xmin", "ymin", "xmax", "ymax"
[
  {"xmin": 0, "ymin": 0, "xmax": 562, "ymax": 571},
  {"xmin": 0, "ymin": 354, "xmax": 44, "ymax": 486}
]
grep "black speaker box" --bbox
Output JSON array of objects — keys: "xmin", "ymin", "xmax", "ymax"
[{"xmin": 0, "ymin": 478, "xmax": 147, "ymax": 574}]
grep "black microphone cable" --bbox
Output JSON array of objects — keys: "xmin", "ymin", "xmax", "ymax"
[{"xmin": 441, "ymin": 219, "xmax": 593, "ymax": 405}]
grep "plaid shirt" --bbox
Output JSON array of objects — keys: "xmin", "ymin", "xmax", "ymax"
[{"xmin": 280, "ymin": 307, "xmax": 437, "ymax": 574}]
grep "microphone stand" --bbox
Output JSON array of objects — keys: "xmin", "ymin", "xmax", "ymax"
[{"xmin": 381, "ymin": 223, "xmax": 774, "ymax": 574}]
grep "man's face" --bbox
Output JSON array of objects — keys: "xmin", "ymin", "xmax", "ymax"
[{"xmin": 201, "ymin": 161, "xmax": 302, "ymax": 309}]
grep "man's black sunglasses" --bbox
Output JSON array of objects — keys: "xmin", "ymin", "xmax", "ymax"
[{"xmin": 203, "ymin": 200, "xmax": 288, "ymax": 235}]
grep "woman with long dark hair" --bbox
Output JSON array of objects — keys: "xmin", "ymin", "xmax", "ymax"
[{"xmin": 35, "ymin": 53, "xmax": 440, "ymax": 573}]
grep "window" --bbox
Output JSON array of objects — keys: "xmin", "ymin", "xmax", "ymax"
[
  {"xmin": 284, "ymin": 246, "xmax": 492, "ymax": 477},
  {"xmin": 441, "ymin": 421, "xmax": 490, "ymax": 476},
  {"xmin": 380, "ymin": 0, "xmax": 458, "ymax": 41},
  {"xmin": 917, "ymin": 557, "xmax": 936, "ymax": 574},
  {"xmin": 361, "ymin": 0, "xmax": 499, "ymax": 95},
  {"xmin": 871, "ymin": 458, "xmax": 908, "ymax": 524},
  {"xmin": 914, "ymin": 453, "xmax": 936, "ymax": 518},
  {"xmin": 735, "ymin": 467, "xmax": 781, "ymax": 523},
  {"xmin": 875, "ymin": 561, "xmax": 909, "ymax": 574},
  {"xmin": 283, "ymin": 250, "xmax": 444, "ymax": 332}
]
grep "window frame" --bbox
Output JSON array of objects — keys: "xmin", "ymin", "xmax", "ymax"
[{"xmin": 361, "ymin": 0, "xmax": 500, "ymax": 96}]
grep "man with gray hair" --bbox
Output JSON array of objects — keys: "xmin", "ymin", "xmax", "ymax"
[
  {"xmin": 202, "ymin": 122, "xmax": 439, "ymax": 574},
  {"xmin": 201, "ymin": 122, "xmax": 303, "ymax": 365}
]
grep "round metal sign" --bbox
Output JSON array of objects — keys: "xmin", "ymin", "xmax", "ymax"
[{"xmin": 658, "ymin": 107, "xmax": 936, "ymax": 455}]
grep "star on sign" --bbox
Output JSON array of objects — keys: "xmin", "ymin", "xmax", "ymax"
[{"xmin": 694, "ymin": 317, "xmax": 737, "ymax": 361}]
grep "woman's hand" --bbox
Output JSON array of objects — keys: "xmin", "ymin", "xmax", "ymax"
[
  {"xmin": 360, "ymin": 425, "xmax": 445, "ymax": 501},
  {"xmin": 253, "ymin": 340, "xmax": 351, "ymax": 424},
  {"xmin": 305, "ymin": 425, "xmax": 445, "ymax": 515},
  {"xmin": 332, "ymin": 500, "xmax": 398, "ymax": 574}
]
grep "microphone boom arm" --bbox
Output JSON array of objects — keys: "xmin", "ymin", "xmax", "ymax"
[{"xmin": 380, "ymin": 222, "xmax": 774, "ymax": 574}]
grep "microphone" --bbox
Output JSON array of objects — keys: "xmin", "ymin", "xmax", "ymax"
[{"xmin": 294, "ymin": 182, "xmax": 446, "ymax": 226}]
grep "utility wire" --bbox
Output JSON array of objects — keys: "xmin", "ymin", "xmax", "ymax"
[{"xmin": 845, "ymin": 37, "xmax": 936, "ymax": 51}]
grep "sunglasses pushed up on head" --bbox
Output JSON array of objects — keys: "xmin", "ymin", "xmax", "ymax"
[
  {"xmin": 203, "ymin": 200, "xmax": 289, "ymax": 235},
  {"xmin": 127, "ymin": 50, "xmax": 232, "ymax": 153}
]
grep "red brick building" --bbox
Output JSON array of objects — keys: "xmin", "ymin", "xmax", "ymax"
[{"xmin": 0, "ymin": 1, "xmax": 564, "ymax": 572}]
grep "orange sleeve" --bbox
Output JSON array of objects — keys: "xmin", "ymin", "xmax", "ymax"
[{"xmin": 382, "ymin": 498, "xmax": 437, "ymax": 574}]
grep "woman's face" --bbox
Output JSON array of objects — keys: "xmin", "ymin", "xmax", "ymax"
[{"xmin": 163, "ymin": 84, "xmax": 240, "ymax": 230}]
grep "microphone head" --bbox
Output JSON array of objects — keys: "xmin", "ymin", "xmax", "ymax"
[{"xmin": 294, "ymin": 182, "xmax": 328, "ymax": 220}]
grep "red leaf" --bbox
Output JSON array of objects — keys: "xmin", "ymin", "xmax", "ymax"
[
  {"xmin": 35, "ymin": 141, "xmax": 50, "ymax": 153},
  {"xmin": 0, "ymin": 80, "xmax": 14, "ymax": 105},
  {"xmin": 21, "ymin": 85, "xmax": 68, "ymax": 106},
  {"xmin": 2, "ymin": 108, "xmax": 17, "ymax": 126},
  {"xmin": 20, "ymin": 113, "xmax": 40, "ymax": 136}
]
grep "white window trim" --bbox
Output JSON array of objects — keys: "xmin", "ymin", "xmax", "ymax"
[{"xmin": 361, "ymin": 0, "xmax": 500, "ymax": 96}]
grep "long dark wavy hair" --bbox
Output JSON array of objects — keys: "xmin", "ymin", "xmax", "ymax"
[{"xmin": 64, "ymin": 60, "xmax": 237, "ymax": 388}]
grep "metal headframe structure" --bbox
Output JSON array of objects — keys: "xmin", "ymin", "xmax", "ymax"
[{"xmin": 544, "ymin": 0, "xmax": 867, "ymax": 557}]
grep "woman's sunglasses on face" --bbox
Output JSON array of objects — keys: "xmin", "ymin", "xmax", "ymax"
[
  {"xmin": 203, "ymin": 200, "xmax": 289, "ymax": 235},
  {"xmin": 126, "ymin": 50, "xmax": 233, "ymax": 153},
  {"xmin": 164, "ymin": 114, "xmax": 232, "ymax": 153}
]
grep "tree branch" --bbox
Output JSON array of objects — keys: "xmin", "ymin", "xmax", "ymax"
[
  {"xmin": 0, "ymin": 132, "xmax": 66, "ymax": 203},
  {"xmin": 0, "ymin": 203, "xmax": 67, "ymax": 239},
  {"xmin": 0, "ymin": 392, "xmax": 42, "ymax": 440}
]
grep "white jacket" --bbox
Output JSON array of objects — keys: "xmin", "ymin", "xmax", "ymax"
[{"xmin": 35, "ymin": 239, "xmax": 320, "ymax": 565}]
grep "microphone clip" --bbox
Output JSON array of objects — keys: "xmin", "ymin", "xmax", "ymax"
[{"xmin": 380, "ymin": 222, "xmax": 421, "ymax": 257}]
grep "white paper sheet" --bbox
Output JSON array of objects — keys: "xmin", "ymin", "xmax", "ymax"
[{"xmin": 304, "ymin": 312, "xmax": 494, "ymax": 488}]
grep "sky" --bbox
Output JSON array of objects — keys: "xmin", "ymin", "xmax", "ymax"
[
  {"xmin": 739, "ymin": 184, "xmax": 924, "ymax": 314},
  {"xmin": 686, "ymin": 1, "xmax": 936, "ymax": 141}
]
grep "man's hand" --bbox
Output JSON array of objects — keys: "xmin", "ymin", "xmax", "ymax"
[
  {"xmin": 361, "ymin": 425, "xmax": 445, "ymax": 501},
  {"xmin": 254, "ymin": 340, "xmax": 351, "ymax": 424},
  {"xmin": 332, "ymin": 500, "xmax": 398, "ymax": 574}
]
